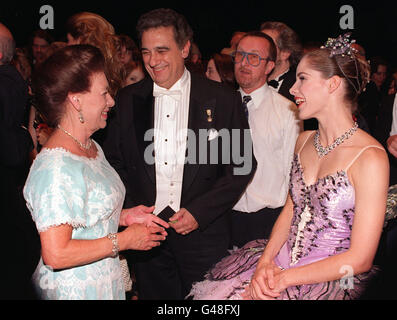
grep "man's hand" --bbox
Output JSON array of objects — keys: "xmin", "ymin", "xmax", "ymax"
[{"xmin": 169, "ymin": 208, "xmax": 199, "ymax": 235}]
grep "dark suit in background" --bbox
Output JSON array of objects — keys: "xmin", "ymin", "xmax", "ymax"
[
  {"xmin": 0, "ymin": 64, "xmax": 39, "ymax": 299},
  {"xmin": 270, "ymin": 68, "xmax": 318, "ymax": 131},
  {"xmin": 104, "ymin": 73, "xmax": 256, "ymax": 299}
]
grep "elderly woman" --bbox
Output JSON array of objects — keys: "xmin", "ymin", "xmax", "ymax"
[{"xmin": 24, "ymin": 45, "xmax": 169, "ymax": 300}]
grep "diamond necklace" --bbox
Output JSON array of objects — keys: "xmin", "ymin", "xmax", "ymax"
[
  {"xmin": 314, "ymin": 122, "xmax": 358, "ymax": 158},
  {"xmin": 57, "ymin": 125, "xmax": 92, "ymax": 150}
]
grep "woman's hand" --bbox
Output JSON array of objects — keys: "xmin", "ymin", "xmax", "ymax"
[
  {"xmin": 121, "ymin": 223, "xmax": 167, "ymax": 251},
  {"xmin": 248, "ymin": 260, "xmax": 285, "ymax": 300},
  {"xmin": 120, "ymin": 205, "xmax": 170, "ymax": 229}
]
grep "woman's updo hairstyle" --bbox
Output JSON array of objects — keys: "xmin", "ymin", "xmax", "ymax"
[
  {"xmin": 31, "ymin": 44, "xmax": 105, "ymax": 127},
  {"xmin": 303, "ymin": 33, "xmax": 370, "ymax": 111}
]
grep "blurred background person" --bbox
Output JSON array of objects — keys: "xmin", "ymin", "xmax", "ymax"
[
  {"xmin": 66, "ymin": 12, "xmax": 125, "ymax": 145},
  {"xmin": 359, "ymin": 56, "xmax": 389, "ymax": 135},
  {"xmin": 66, "ymin": 11, "xmax": 124, "ymax": 98},
  {"xmin": 123, "ymin": 59, "xmax": 146, "ymax": 87},
  {"xmin": 1, "ymin": 22, "xmax": 39, "ymax": 300},
  {"xmin": 29, "ymin": 29, "xmax": 53, "ymax": 70},
  {"xmin": 12, "ymin": 47, "xmax": 32, "ymax": 82},
  {"xmin": 117, "ymin": 34, "xmax": 140, "ymax": 65},
  {"xmin": 185, "ymin": 42, "xmax": 205, "ymax": 75},
  {"xmin": 205, "ymin": 52, "xmax": 237, "ymax": 89},
  {"xmin": 260, "ymin": 21, "xmax": 302, "ymax": 102},
  {"xmin": 221, "ymin": 31, "xmax": 246, "ymax": 56}
]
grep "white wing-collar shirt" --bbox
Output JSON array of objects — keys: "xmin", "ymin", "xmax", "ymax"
[{"xmin": 153, "ymin": 68, "xmax": 191, "ymax": 215}]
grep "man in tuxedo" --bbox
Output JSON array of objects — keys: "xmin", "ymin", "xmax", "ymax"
[
  {"xmin": 103, "ymin": 8, "xmax": 256, "ymax": 299},
  {"xmin": 260, "ymin": 21, "xmax": 316, "ymax": 130},
  {"xmin": 260, "ymin": 21, "xmax": 301, "ymax": 101}
]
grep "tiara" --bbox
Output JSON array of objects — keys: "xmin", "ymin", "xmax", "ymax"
[
  {"xmin": 321, "ymin": 32, "xmax": 358, "ymax": 58},
  {"xmin": 320, "ymin": 33, "xmax": 369, "ymax": 94}
]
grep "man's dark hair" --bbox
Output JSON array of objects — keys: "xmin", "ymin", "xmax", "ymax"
[
  {"xmin": 239, "ymin": 31, "xmax": 277, "ymax": 63},
  {"xmin": 136, "ymin": 8, "xmax": 193, "ymax": 49}
]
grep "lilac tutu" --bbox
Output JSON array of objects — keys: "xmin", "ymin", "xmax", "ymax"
[{"xmin": 188, "ymin": 154, "xmax": 380, "ymax": 300}]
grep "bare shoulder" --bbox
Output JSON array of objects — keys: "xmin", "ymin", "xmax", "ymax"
[
  {"xmin": 350, "ymin": 129, "xmax": 389, "ymax": 178},
  {"xmin": 294, "ymin": 130, "xmax": 316, "ymax": 154},
  {"xmin": 355, "ymin": 129, "xmax": 386, "ymax": 158}
]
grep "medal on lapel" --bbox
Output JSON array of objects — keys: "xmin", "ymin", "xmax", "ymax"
[{"xmin": 206, "ymin": 109, "xmax": 213, "ymax": 123}]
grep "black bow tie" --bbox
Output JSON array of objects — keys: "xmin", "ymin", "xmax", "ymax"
[
  {"xmin": 268, "ymin": 80, "xmax": 279, "ymax": 89},
  {"xmin": 268, "ymin": 72, "xmax": 288, "ymax": 89}
]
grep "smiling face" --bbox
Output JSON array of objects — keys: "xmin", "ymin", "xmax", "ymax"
[
  {"xmin": 141, "ymin": 26, "xmax": 189, "ymax": 89},
  {"xmin": 234, "ymin": 36, "xmax": 275, "ymax": 93},
  {"xmin": 77, "ymin": 72, "xmax": 115, "ymax": 132},
  {"xmin": 289, "ymin": 56, "xmax": 329, "ymax": 120}
]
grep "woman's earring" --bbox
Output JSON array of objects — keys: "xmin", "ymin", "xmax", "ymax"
[{"xmin": 79, "ymin": 110, "xmax": 85, "ymax": 123}]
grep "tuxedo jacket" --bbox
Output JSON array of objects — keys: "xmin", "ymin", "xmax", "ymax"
[
  {"xmin": 278, "ymin": 68, "xmax": 296, "ymax": 103},
  {"xmin": 103, "ymin": 73, "xmax": 256, "ymax": 232}
]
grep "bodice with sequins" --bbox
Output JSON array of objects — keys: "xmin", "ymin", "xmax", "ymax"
[{"xmin": 275, "ymin": 154, "xmax": 355, "ymax": 268}]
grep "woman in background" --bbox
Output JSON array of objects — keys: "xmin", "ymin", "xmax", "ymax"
[{"xmin": 205, "ymin": 53, "xmax": 237, "ymax": 89}]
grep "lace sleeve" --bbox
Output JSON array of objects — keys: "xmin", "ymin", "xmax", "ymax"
[{"xmin": 24, "ymin": 153, "xmax": 87, "ymax": 232}]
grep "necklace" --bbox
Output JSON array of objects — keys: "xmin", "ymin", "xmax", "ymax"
[
  {"xmin": 314, "ymin": 122, "xmax": 358, "ymax": 158},
  {"xmin": 57, "ymin": 125, "xmax": 92, "ymax": 150}
]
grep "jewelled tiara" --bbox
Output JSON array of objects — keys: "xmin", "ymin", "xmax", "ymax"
[
  {"xmin": 320, "ymin": 32, "xmax": 369, "ymax": 93},
  {"xmin": 321, "ymin": 32, "xmax": 358, "ymax": 58}
]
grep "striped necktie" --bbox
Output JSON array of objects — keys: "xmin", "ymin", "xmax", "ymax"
[{"xmin": 242, "ymin": 95, "xmax": 252, "ymax": 119}]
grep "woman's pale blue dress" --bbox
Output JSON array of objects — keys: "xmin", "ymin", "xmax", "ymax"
[{"xmin": 23, "ymin": 142, "xmax": 126, "ymax": 300}]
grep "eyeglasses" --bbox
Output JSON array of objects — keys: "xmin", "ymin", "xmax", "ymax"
[{"xmin": 232, "ymin": 51, "xmax": 269, "ymax": 67}]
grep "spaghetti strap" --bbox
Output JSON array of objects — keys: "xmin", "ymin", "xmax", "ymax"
[
  {"xmin": 297, "ymin": 131, "xmax": 316, "ymax": 156},
  {"xmin": 345, "ymin": 145, "xmax": 384, "ymax": 172}
]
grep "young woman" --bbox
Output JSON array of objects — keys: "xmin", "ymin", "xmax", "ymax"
[{"xmin": 189, "ymin": 34, "xmax": 389, "ymax": 300}]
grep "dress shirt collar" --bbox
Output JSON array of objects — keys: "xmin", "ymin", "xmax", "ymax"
[
  {"xmin": 153, "ymin": 67, "xmax": 190, "ymax": 96},
  {"xmin": 239, "ymin": 83, "xmax": 271, "ymax": 110}
]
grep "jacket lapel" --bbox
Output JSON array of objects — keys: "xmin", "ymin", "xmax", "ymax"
[
  {"xmin": 182, "ymin": 75, "xmax": 216, "ymax": 194},
  {"xmin": 133, "ymin": 90, "xmax": 156, "ymax": 184}
]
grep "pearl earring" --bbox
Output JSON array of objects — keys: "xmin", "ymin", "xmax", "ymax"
[{"xmin": 79, "ymin": 110, "xmax": 85, "ymax": 123}]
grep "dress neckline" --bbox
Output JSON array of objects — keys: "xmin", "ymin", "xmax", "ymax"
[
  {"xmin": 294, "ymin": 153, "xmax": 352, "ymax": 189},
  {"xmin": 40, "ymin": 140, "xmax": 101, "ymax": 162}
]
